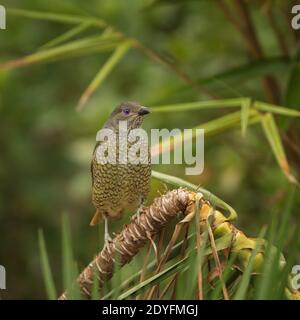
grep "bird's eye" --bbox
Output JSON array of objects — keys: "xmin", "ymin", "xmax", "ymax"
[{"xmin": 122, "ymin": 108, "xmax": 130, "ymax": 115}]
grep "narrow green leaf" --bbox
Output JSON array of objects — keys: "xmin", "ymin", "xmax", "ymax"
[
  {"xmin": 241, "ymin": 98, "xmax": 251, "ymax": 136},
  {"xmin": 91, "ymin": 266, "xmax": 100, "ymax": 300},
  {"xmin": 8, "ymin": 8, "xmax": 106, "ymax": 27},
  {"xmin": 62, "ymin": 214, "xmax": 80, "ymax": 300},
  {"xmin": 102, "ymin": 236, "xmax": 192, "ymax": 299},
  {"xmin": 197, "ymin": 109, "xmax": 260, "ymax": 137},
  {"xmin": 1, "ymin": 35, "xmax": 121, "ymax": 69},
  {"xmin": 151, "ymin": 110, "xmax": 260, "ymax": 164},
  {"xmin": 283, "ymin": 47, "xmax": 300, "ymax": 128},
  {"xmin": 117, "ymin": 231, "xmax": 235, "ymax": 300},
  {"xmin": 151, "ymin": 98, "xmax": 247, "ymax": 113},
  {"xmin": 254, "ymin": 101, "xmax": 300, "ymax": 117},
  {"xmin": 39, "ymin": 22, "xmax": 92, "ymax": 50},
  {"xmin": 255, "ymin": 218, "xmax": 278, "ymax": 300},
  {"xmin": 77, "ymin": 41, "xmax": 132, "ymax": 111},
  {"xmin": 199, "ymin": 57, "xmax": 290, "ymax": 85},
  {"xmin": 62, "ymin": 215, "xmax": 73, "ymax": 293},
  {"xmin": 285, "ymin": 48, "xmax": 300, "ymax": 111},
  {"xmin": 118, "ymin": 256, "xmax": 190, "ymax": 299},
  {"xmin": 38, "ymin": 229, "xmax": 57, "ymax": 300},
  {"xmin": 260, "ymin": 113, "xmax": 298, "ymax": 184}
]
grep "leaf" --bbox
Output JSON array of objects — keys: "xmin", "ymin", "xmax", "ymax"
[
  {"xmin": 151, "ymin": 110, "xmax": 260, "ymax": 162},
  {"xmin": 260, "ymin": 113, "xmax": 298, "ymax": 184},
  {"xmin": 38, "ymin": 229, "xmax": 57, "ymax": 300},
  {"xmin": 285, "ymin": 49, "xmax": 300, "ymax": 110},
  {"xmin": 8, "ymin": 8, "xmax": 106, "ymax": 27},
  {"xmin": 102, "ymin": 236, "xmax": 191, "ymax": 299},
  {"xmin": 199, "ymin": 57, "xmax": 290, "ymax": 87},
  {"xmin": 62, "ymin": 214, "xmax": 80, "ymax": 300},
  {"xmin": 77, "ymin": 41, "xmax": 132, "ymax": 111},
  {"xmin": 118, "ymin": 256, "xmax": 190, "ymax": 299},
  {"xmin": 151, "ymin": 170, "xmax": 237, "ymax": 221},
  {"xmin": 197, "ymin": 109, "xmax": 260, "ymax": 136},
  {"xmin": 1, "ymin": 35, "xmax": 121, "ymax": 69},
  {"xmin": 118, "ymin": 231, "xmax": 236, "ymax": 300},
  {"xmin": 241, "ymin": 98, "xmax": 251, "ymax": 136},
  {"xmin": 156, "ymin": 57, "xmax": 290, "ymax": 100},
  {"xmin": 254, "ymin": 101, "xmax": 300, "ymax": 117},
  {"xmin": 151, "ymin": 98, "xmax": 247, "ymax": 113},
  {"xmin": 39, "ymin": 22, "xmax": 92, "ymax": 50}
]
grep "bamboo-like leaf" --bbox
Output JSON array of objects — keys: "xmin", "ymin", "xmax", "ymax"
[
  {"xmin": 260, "ymin": 113, "xmax": 298, "ymax": 184},
  {"xmin": 285, "ymin": 48, "xmax": 300, "ymax": 111},
  {"xmin": 77, "ymin": 41, "xmax": 132, "ymax": 111},
  {"xmin": 151, "ymin": 110, "xmax": 260, "ymax": 160},
  {"xmin": 198, "ymin": 57, "xmax": 290, "ymax": 87},
  {"xmin": 1, "ymin": 35, "xmax": 122, "ymax": 69},
  {"xmin": 118, "ymin": 256, "xmax": 190, "ymax": 299},
  {"xmin": 62, "ymin": 214, "xmax": 80, "ymax": 300},
  {"xmin": 151, "ymin": 170, "xmax": 237, "ymax": 221},
  {"xmin": 255, "ymin": 218, "xmax": 279, "ymax": 300},
  {"xmin": 38, "ymin": 229, "xmax": 57, "ymax": 300},
  {"xmin": 8, "ymin": 8, "xmax": 106, "ymax": 27},
  {"xmin": 118, "ymin": 231, "xmax": 237, "ymax": 300},
  {"xmin": 241, "ymin": 98, "xmax": 251, "ymax": 136},
  {"xmin": 197, "ymin": 109, "xmax": 260, "ymax": 136},
  {"xmin": 39, "ymin": 22, "xmax": 92, "ymax": 50},
  {"xmin": 151, "ymin": 98, "xmax": 248, "ymax": 113},
  {"xmin": 254, "ymin": 101, "xmax": 300, "ymax": 117},
  {"xmin": 157, "ymin": 57, "xmax": 290, "ymax": 100},
  {"xmin": 102, "ymin": 236, "xmax": 192, "ymax": 299},
  {"xmin": 91, "ymin": 266, "xmax": 100, "ymax": 300}
]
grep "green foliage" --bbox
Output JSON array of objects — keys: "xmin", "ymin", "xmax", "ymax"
[
  {"xmin": 38, "ymin": 230, "xmax": 57, "ymax": 300},
  {"xmin": 1, "ymin": 0, "xmax": 300, "ymax": 299}
]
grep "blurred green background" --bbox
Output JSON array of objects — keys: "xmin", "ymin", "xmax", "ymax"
[{"xmin": 0, "ymin": 0, "xmax": 300, "ymax": 299}]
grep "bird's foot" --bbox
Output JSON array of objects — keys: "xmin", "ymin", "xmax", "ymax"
[
  {"xmin": 103, "ymin": 216, "xmax": 112, "ymax": 248},
  {"xmin": 131, "ymin": 205, "xmax": 145, "ymax": 223},
  {"xmin": 104, "ymin": 232, "xmax": 112, "ymax": 249}
]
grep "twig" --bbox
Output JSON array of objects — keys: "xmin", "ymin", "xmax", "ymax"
[
  {"xmin": 133, "ymin": 41, "xmax": 218, "ymax": 99},
  {"xmin": 206, "ymin": 210, "xmax": 229, "ymax": 300},
  {"xmin": 217, "ymin": 0, "xmax": 281, "ymax": 103},
  {"xmin": 136, "ymin": 241, "xmax": 152, "ymax": 300},
  {"xmin": 195, "ymin": 193, "xmax": 204, "ymax": 300},
  {"xmin": 263, "ymin": 3, "xmax": 290, "ymax": 57}
]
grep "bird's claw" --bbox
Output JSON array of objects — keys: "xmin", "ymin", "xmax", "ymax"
[
  {"xmin": 132, "ymin": 205, "xmax": 145, "ymax": 223},
  {"xmin": 104, "ymin": 233, "xmax": 112, "ymax": 249}
]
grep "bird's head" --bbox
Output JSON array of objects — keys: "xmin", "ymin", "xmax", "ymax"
[{"xmin": 105, "ymin": 102, "xmax": 150, "ymax": 130}]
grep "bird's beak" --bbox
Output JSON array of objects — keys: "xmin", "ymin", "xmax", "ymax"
[{"xmin": 138, "ymin": 106, "xmax": 150, "ymax": 116}]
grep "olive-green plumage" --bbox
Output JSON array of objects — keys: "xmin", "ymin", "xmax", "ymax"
[{"xmin": 90, "ymin": 102, "xmax": 151, "ymax": 229}]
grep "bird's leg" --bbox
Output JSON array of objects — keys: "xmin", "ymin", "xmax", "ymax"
[
  {"xmin": 131, "ymin": 203, "xmax": 146, "ymax": 222},
  {"xmin": 104, "ymin": 215, "xmax": 112, "ymax": 246}
]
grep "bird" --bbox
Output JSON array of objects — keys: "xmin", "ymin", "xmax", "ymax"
[{"xmin": 90, "ymin": 102, "xmax": 151, "ymax": 244}]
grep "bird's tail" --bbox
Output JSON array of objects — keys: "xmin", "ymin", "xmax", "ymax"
[{"xmin": 90, "ymin": 209, "xmax": 102, "ymax": 226}]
